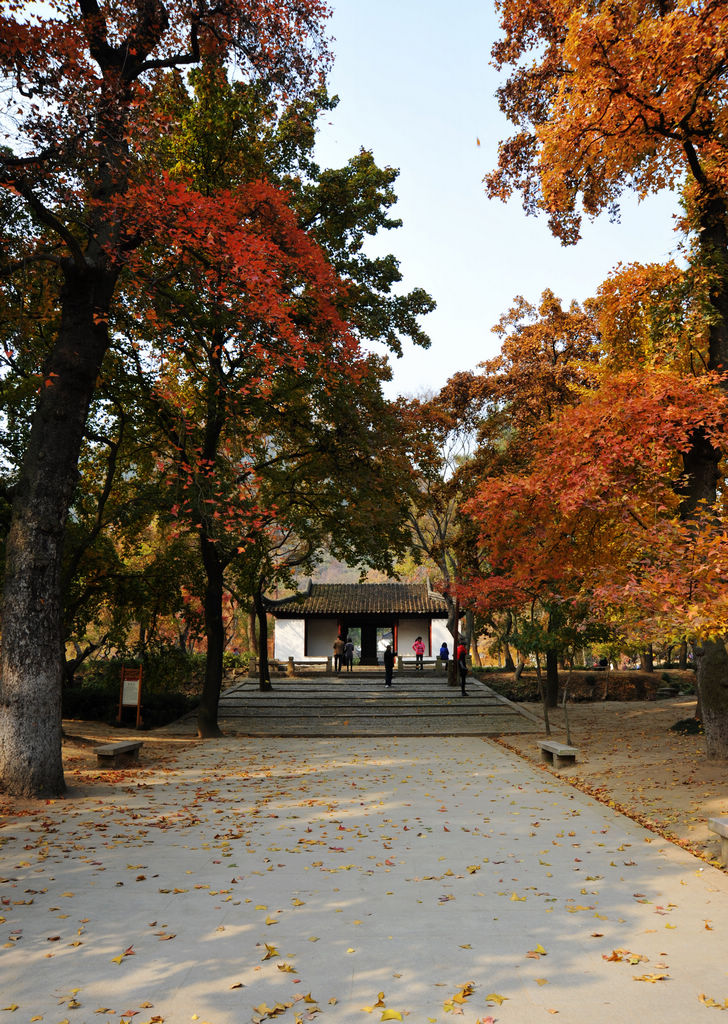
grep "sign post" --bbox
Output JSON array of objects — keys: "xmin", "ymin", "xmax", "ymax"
[{"xmin": 118, "ymin": 665, "xmax": 142, "ymax": 729}]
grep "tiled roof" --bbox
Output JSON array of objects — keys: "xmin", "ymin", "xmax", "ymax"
[{"xmin": 268, "ymin": 581, "xmax": 448, "ymax": 617}]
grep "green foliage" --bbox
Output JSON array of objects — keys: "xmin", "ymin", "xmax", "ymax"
[
  {"xmin": 64, "ymin": 650, "xmax": 202, "ymax": 726},
  {"xmin": 474, "ymin": 668, "xmax": 660, "ymax": 703},
  {"xmin": 79, "ymin": 650, "xmax": 205, "ymax": 695}
]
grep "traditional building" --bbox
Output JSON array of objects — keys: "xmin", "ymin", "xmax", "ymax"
[{"xmin": 269, "ymin": 580, "xmax": 452, "ymax": 665}]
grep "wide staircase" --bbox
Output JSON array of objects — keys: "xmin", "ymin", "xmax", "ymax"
[{"xmin": 212, "ymin": 672, "xmax": 541, "ymax": 737}]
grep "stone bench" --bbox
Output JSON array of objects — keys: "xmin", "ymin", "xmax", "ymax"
[
  {"xmin": 95, "ymin": 740, "xmax": 143, "ymax": 768},
  {"xmin": 709, "ymin": 818, "xmax": 728, "ymax": 866},
  {"xmin": 538, "ymin": 740, "xmax": 578, "ymax": 768}
]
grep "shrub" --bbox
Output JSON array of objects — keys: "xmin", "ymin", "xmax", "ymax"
[
  {"xmin": 65, "ymin": 651, "xmax": 200, "ymax": 727},
  {"xmin": 62, "ymin": 680, "xmax": 117, "ymax": 722},
  {"xmin": 669, "ymin": 717, "xmax": 704, "ymax": 735}
]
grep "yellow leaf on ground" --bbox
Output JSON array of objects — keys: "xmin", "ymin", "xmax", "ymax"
[
  {"xmin": 380, "ymin": 1013, "xmax": 403, "ymax": 1022},
  {"xmin": 485, "ymin": 994, "xmax": 507, "ymax": 1005}
]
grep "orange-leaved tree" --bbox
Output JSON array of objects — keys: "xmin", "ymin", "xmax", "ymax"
[
  {"xmin": 0, "ymin": 0, "xmax": 331, "ymax": 797},
  {"xmin": 487, "ymin": 0, "xmax": 728, "ymax": 733},
  {"xmin": 463, "ymin": 367, "xmax": 728, "ymax": 754},
  {"xmin": 445, "ymin": 290, "xmax": 599, "ymax": 700}
]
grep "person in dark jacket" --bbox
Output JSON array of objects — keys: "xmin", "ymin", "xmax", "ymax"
[
  {"xmin": 383, "ymin": 645, "xmax": 395, "ymax": 688},
  {"xmin": 343, "ymin": 636, "xmax": 354, "ymax": 672}
]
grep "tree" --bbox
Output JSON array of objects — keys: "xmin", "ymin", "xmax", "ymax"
[
  {"xmin": 0, "ymin": 0, "xmax": 331, "ymax": 797},
  {"xmin": 440, "ymin": 291, "xmax": 599, "ymax": 698},
  {"xmin": 487, "ymin": 0, "xmax": 728, "ymax": 750},
  {"xmin": 119, "ymin": 67, "xmax": 431, "ymax": 734},
  {"xmin": 463, "ymin": 366, "xmax": 728, "ymax": 748}
]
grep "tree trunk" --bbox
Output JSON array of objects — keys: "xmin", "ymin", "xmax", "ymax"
[
  {"xmin": 640, "ymin": 645, "xmax": 654, "ymax": 672},
  {"xmin": 503, "ymin": 643, "xmax": 516, "ymax": 672},
  {"xmin": 696, "ymin": 639, "xmax": 728, "ymax": 759},
  {"xmin": 255, "ymin": 586, "xmax": 273, "ymax": 691},
  {"xmin": 682, "ymin": 192, "xmax": 728, "ymax": 756},
  {"xmin": 545, "ymin": 648, "xmax": 559, "ymax": 707},
  {"xmin": 534, "ymin": 652, "xmax": 551, "ymax": 736},
  {"xmin": 196, "ymin": 534, "xmax": 224, "ymax": 738},
  {"xmin": 0, "ymin": 266, "xmax": 115, "ymax": 797},
  {"xmin": 678, "ymin": 639, "xmax": 688, "ymax": 671},
  {"xmin": 465, "ymin": 610, "xmax": 482, "ymax": 666},
  {"xmin": 249, "ymin": 608, "xmax": 259, "ymax": 656}
]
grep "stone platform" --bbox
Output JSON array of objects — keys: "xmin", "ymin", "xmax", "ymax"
[{"xmin": 183, "ymin": 673, "xmax": 543, "ymax": 736}]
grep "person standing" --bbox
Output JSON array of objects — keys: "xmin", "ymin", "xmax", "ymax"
[
  {"xmin": 457, "ymin": 640, "xmax": 468, "ymax": 696},
  {"xmin": 439, "ymin": 641, "xmax": 449, "ymax": 666},
  {"xmin": 412, "ymin": 636, "xmax": 425, "ymax": 671},
  {"xmin": 343, "ymin": 635, "xmax": 354, "ymax": 672},
  {"xmin": 333, "ymin": 635, "xmax": 345, "ymax": 674},
  {"xmin": 383, "ymin": 644, "xmax": 395, "ymax": 687}
]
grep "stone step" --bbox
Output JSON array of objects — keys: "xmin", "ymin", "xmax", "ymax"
[{"xmin": 172, "ymin": 675, "xmax": 541, "ymax": 738}]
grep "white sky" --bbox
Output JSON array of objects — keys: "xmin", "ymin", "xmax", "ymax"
[{"xmin": 314, "ymin": 0, "xmax": 682, "ymax": 399}]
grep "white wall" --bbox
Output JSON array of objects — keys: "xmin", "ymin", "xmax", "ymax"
[
  {"xmin": 399, "ymin": 618, "xmax": 429, "ymax": 656},
  {"xmin": 274, "ymin": 619, "xmax": 306, "ymax": 660},
  {"xmin": 275, "ymin": 616, "xmax": 450, "ymax": 660},
  {"xmin": 431, "ymin": 618, "xmax": 452, "ymax": 654},
  {"xmin": 306, "ymin": 618, "xmax": 339, "ymax": 658}
]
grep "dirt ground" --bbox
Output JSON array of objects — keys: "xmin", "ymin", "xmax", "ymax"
[
  {"xmin": 2, "ymin": 698, "xmax": 726, "ymax": 870},
  {"xmin": 496, "ymin": 695, "xmax": 728, "ymax": 868}
]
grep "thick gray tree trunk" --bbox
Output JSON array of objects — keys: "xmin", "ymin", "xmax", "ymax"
[{"xmin": 0, "ymin": 267, "xmax": 114, "ymax": 796}]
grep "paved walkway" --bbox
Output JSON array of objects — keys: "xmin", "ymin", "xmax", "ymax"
[
  {"xmin": 2, "ymin": 735, "xmax": 727, "ymax": 1023},
  {"xmin": 168, "ymin": 672, "xmax": 543, "ymax": 736}
]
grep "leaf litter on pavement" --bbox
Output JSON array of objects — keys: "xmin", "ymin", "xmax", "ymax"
[{"xmin": 1, "ymin": 735, "xmax": 727, "ymax": 1021}]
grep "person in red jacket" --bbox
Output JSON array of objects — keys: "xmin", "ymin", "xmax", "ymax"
[
  {"xmin": 412, "ymin": 636, "xmax": 425, "ymax": 670},
  {"xmin": 456, "ymin": 641, "xmax": 468, "ymax": 696}
]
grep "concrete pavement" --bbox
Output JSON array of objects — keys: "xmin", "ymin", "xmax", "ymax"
[{"xmin": 1, "ymin": 735, "xmax": 727, "ymax": 1023}]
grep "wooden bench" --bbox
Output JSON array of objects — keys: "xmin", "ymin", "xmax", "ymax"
[
  {"xmin": 709, "ymin": 818, "xmax": 728, "ymax": 866},
  {"xmin": 538, "ymin": 740, "xmax": 578, "ymax": 768},
  {"xmin": 95, "ymin": 741, "xmax": 143, "ymax": 768}
]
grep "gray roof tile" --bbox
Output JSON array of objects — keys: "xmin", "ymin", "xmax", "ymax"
[{"xmin": 269, "ymin": 582, "xmax": 448, "ymax": 617}]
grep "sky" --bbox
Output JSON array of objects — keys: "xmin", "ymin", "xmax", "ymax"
[{"xmin": 314, "ymin": 0, "xmax": 683, "ymax": 399}]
